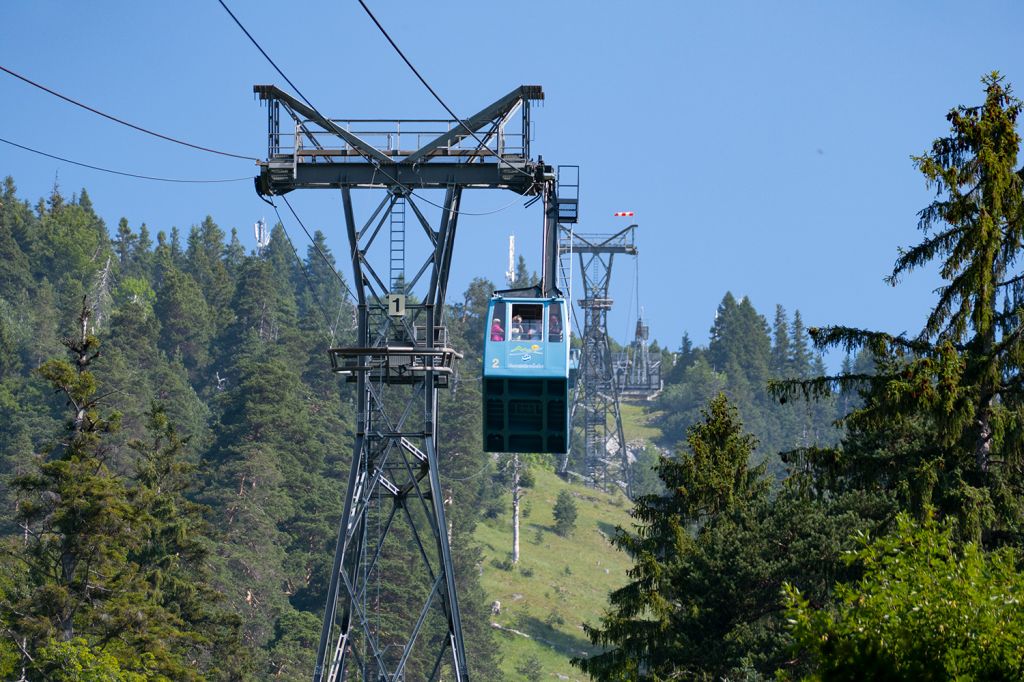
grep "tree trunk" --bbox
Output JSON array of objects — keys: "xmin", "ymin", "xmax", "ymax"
[
  {"xmin": 445, "ymin": 488, "xmax": 453, "ymax": 545},
  {"xmin": 974, "ymin": 332, "xmax": 996, "ymax": 473},
  {"xmin": 975, "ymin": 396, "xmax": 993, "ymax": 473},
  {"xmin": 511, "ymin": 453, "xmax": 521, "ymax": 565}
]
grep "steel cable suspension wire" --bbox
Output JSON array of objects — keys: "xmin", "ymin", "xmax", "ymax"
[
  {"xmin": 0, "ymin": 64, "xmax": 257, "ymax": 161},
  {"xmin": 355, "ymin": 0, "xmax": 533, "ymax": 180},
  {"xmin": 272, "ymin": 206, "xmax": 340, "ymax": 344},
  {"xmin": 439, "ymin": 459, "xmax": 491, "ymax": 482},
  {"xmin": 623, "ymin": 252, "xmax": 638, "ymax": 346},
  {"xmin": 0, "ymin": 136, "xmax": 250, "ymax": 184},
  {"xmin": 217, "ymin": 0, "xmax": 536, "ymax": 218},
  {"xmin": 411, "ymin": 189, "xmax": 532, "ymax": 217},
  {"xmin": 634, "ymin": 251, "xmax": 642, "ymax": 349},
  {"xmin": 635, "ymin": 250, "xmax": 641, "ymax": 322},
  {"xmin": 559, "ymin": 234, "xmax": 584, "ymax": 352},
  {"xmin": 260, "ymin": 193, "xmax": 357, "ymax": 339},
  {"xmin": 566, "ymin": 224, "xmax": 584, "ymax": 349},
  {"xmin": 279, "ymin": 195, "xmax": 358, "ymax": 305},
  {"xmin": 214, "ymin": 0, "xmax": 321, "ymax": 115}
]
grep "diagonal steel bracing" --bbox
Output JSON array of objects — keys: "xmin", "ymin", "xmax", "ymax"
[{"xmin": 253, "ymin": 84, "xmax": 549, "ymax": 681}]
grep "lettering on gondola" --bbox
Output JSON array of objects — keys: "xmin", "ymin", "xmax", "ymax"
[{"xmin": 508, "ymin": 343, "xmax": 544, "ymax": 368}]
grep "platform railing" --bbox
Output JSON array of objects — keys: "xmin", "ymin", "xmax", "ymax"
[{"xmin": 270, "ymin": 118, "xmax": 526, "ymax": 162}]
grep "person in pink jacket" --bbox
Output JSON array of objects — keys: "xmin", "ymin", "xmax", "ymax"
[{"xmin": 490, "ymin": 318, "xmax": 505, "ymax": 341}]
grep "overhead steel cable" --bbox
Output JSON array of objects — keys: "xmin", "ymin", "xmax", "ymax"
[
  {"xmin": 209, "ymin": 6, "xmax": 362, "ymax": 306},
  {"xmin": 216, "ymin": 0, "xmax": 536, "ymax": 218},
  {"xmin": 0, "ymin": 136, "xmax": 251, "ymax": 184},
  {"xmin": 270, "ymin": 201, "xmax": 345, "ymax": 344},
  {"xmin": 280, "ymin": 195, "xmax": 358, "ymax": 305},
  {"xmin": 439, "ymin": 460, "xmax": 492, "ymax": 482},
  {"xmin": 623, "ymin": 251, "xmax": 638, "ymax": 346},
  {"xmin": 0, "ymin": 64, "xmax": 257, "ymax": 162},
  {"xmin": 413, "ymin": 191, "xmax": 529, "ymax": 217},
  {"xmin": 354, "ymin": 0, "xmax": 534, "ymax": 180},
  {"xmin": 214, "ymin": 0, "xmax": 321, "ymax": 115}
]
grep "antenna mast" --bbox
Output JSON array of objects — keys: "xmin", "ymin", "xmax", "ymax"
[
  {"xmin": 254, "ymin": 217, "xmax": 269, "ymax": 253},
  {"xmin": 505, "ymin": 235, "xmax": 516, "ymax": 286}
]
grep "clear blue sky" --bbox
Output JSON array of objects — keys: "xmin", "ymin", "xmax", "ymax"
[{"xmin": 3, "ymin": 2, "xmax": 1022, "ymax": 367}]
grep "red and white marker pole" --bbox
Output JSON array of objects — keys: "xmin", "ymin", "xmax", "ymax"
[{"xmin": 612, "ymin": 211, "xmax": 635, "ymax": 217}]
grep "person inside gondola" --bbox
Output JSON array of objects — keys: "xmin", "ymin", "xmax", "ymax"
[
  {"xmin": 510, "ymin": 315, "xmax": 524, "ymax": 340},
  {"xmin": 490, "ymin": 317, "xmax": 505, "ymax": 342},
  {"xmin": 548, "ymin": 310, "xmax": 562, "ymax": 342}
]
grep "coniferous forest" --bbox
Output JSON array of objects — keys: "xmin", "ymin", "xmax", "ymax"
[{"xmin": 4, "ymin": 73, "xmax": 1024, "ymax": 680}]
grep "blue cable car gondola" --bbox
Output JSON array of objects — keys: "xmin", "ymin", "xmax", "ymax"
[{"xmin": 483, "ymin": 294, "xmax": 570, "ymax": 454}]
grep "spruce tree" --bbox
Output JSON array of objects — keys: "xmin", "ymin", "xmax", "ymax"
[
  {"xmin": 184, "ymin": 216, "xmax": 234, "ymax": 332},
  {"xmin": 552, "ymin": 489, "xmax": 578, "ymax": 537},
  {"xmin": 124, "ymin": 404, "xmax": 244, "ymax": 679},
  {"xmin": 224, "ymin": 227, "xmax": 246, "ymax": 277},
  {"xmin": 169, "ymin": 226, "xmax": 184, "ymax": 267},
  {"xmin": 2, "ymin": 302, "xmax": 239, "ymax": 678},
  {"xmin": 131, "ymin": 223, "xmax": 154, "ymax": 280},
  {"xmin": 113, "ymin": 217, "xmax": 137, "ymax": 267},
  {"xmin": 655, "ymin": 355, "xmax": 726, "ymax": 446},
  {"xmin": 708, "ymin": 293, "xmax": 773, "ymax": 451},
  {"xmin": 771, "ymin": 304, "xmax": 791, "ymax": 377},
  {"xmin": 2, "ymin": 176, "xmax": 39, "ymax": 262},
  {"xmin": 154, "ymin": 264, "xmax": 214, "ymax": 383},
  {"xmin": 0, "ymin": 181, "xmax": 35, "ymax": 301},
  {"xmin": 789, "ymin": 310, "xmax": 813, "ymax": 378},
  {"xmin": 202, "ymin": 245, "xmax": 337, "ymax": 676},
  {"xmin": 577, "ymin": 394, "xmax": 880, "ymax": 680},
  {"xmin": 5, "ymin": 302, "xmax": 133, "ymax": 649},
  {"xmin": 511, "ymin": 254, "xmax": 538, "ymax": 288},
  {"xmin": 575, "ymin": 394, "xmax": 768, "ymax": 679},
  {"xmin": 776, "ymin": 73, "xmax": 1024, "ymax": 542}
]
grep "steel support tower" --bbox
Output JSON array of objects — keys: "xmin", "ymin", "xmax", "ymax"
[
  {"xmin": 614, "ymin": 315, "xmax": 663, "ymax": 400},
  {"xmin": 253, "ymin": 84, "xmax": 552, "ymax": 681},
  {"xmin": 558, "ymin": 225, "xmax": 637, "ymax": 493}
]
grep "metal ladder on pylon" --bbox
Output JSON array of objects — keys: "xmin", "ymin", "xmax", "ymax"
[{"xmin": 389, "ymin": 195, "xmax": 406, "ymax": 293}]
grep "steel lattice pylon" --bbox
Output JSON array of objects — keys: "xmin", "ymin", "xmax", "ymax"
[
  {"xmin": 253, "ymin": 84, "xmax": 551, "ymax": 681},
  {"xmin": 559, "ymin": 225, "xmax": 637, "ymax": 493},
  {"xmin": 614, "ymin": 315, "xmax": 663, "ymax": 400}
]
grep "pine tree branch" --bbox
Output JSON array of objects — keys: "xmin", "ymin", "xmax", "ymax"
[
  {"xmin": 5, "ymin": 629, "xmax": 34, "ymax": 663},
  {"xmin": 993, "ymin": 321, "xmax": 1024, "ymax": 357},
  {"xmin": 807, "ymin": 326, "xmax": 937, "ymax": 355},
  {"xmin": 887, "ymin": 223, "xmax": 962, "ymax": 286},
  {"xmin": 923, "ymin": 267, "xmax": 975, "ymax": 340},
  {"xmin": 999, "ymin": 372, "xmax": 1024, "ymax": 393},
  {"xmin": 0, "ymin": 545, "xmax": 37, "ymax": 571},
  {"xmin": 996, "ymin": 271, "xmax": 1024, "ymax": 289}
]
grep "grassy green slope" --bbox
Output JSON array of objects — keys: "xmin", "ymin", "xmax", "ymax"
[
  {"xmin": 472, "ymin": 399, "xmax": 664, "ymax": 680},
  {"xmin": 619, "ymin": 401, "xmax": 664, "ymax": 443},
  {"xmin": 474, "ymin": 468, "xmax": 635, "ymax": 680}
]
